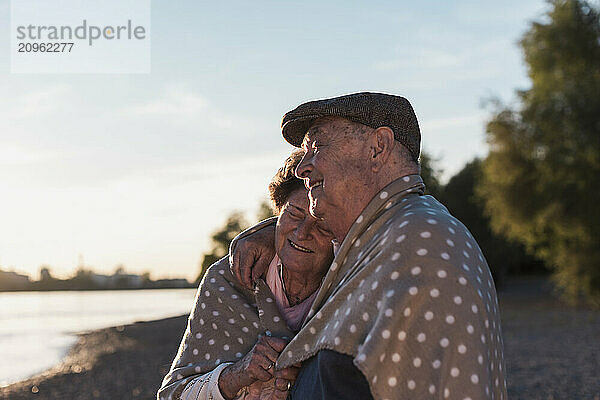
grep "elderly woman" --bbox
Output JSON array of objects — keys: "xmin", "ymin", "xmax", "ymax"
[{"xmin": 158, "ymin": 150, "xmax": 334, "ymax": 400}]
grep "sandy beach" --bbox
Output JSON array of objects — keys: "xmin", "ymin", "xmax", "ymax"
[{"xmin": 1, "ymin": 278, "xmax": 599, "ymax": 400}]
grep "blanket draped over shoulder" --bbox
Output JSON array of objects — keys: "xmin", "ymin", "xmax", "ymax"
[
  {"xmin": 274, "ymin": 175, "xmax": 507, "ymax": 400},
  {"xmin": 158, "ymin": 228, "xmax": 291, "ymax": 400}
]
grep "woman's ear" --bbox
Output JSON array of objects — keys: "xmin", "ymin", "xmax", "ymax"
[{"xmin": 370, "ymin": 126, "xmax": 395, "ymax": 172}]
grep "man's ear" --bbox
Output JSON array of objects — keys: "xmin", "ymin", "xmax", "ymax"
[{"xmin": 370, "ymin": 126, "xmax": 395, "ymax": 172}]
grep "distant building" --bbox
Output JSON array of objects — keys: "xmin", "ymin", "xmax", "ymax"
[{"xmin": 0, "ymin": 270, "xmax": 31, "ymax": 290}]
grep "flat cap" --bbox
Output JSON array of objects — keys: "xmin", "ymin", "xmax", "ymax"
[{"xmin": 281, "ymin": 92, "xmax": 421, "ymax": 161}]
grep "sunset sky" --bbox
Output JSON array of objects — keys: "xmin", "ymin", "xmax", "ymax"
[{"xmin": 0, "ymin": 0, "xmax": 549, "ymax": 281}]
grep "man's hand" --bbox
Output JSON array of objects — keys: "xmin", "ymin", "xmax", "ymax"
[
  {"xmin": 218, "ymin": 336, "xmax": 288, "ymax": 399},
  {"xmin": 229, "ymin": 224, "xmax": 276, "ymax": 289}
]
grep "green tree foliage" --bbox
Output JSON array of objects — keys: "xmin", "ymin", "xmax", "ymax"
[
  {"xmin": 195, "ymin": 201, "xmax": 275, "ymax": 284},
  {"xmin": 196, "ymin": 212, "xmax": 249, "ymax": 285},
  {"xmin": 419, "ymin": 151, "xmax": 443, "ymax": 198},
  {"xmin": 479, "ymin": 0, "xmax": 600, "ymax": 305},
  {"xmin": 440, "ymin": 159, "xmax": 546, "ymax": 285}
]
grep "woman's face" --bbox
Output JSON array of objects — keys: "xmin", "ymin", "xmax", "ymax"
[{"xmin": 275, "ymin": 188, "xmax": 334, "ymax": 277}]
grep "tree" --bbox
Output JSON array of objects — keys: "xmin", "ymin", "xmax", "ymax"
[
  {"xmin": 195, "ymin": 201, "xmax": 276, "ymax": 284},
  {"xmin": 441, "ymin": 159, "xmax": 546, "ymax": 285},
  {"xmin": 196, "ymin": 212, "xmax": 249, "ymax": 284},
  {"xmin": 479, "ymin": 0, "xmax": 600, "ymax": 305},
  {"xmin": 419, "ymin": 151, "xmax": 443, "ymax": 198}
]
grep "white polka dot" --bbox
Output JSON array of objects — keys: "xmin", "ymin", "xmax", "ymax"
[
  {"xmin": 459, "ymin": 276, "xmax": 468, "ymax": 285},
  {"xmin": 398, "ymin": 331, "xmax": 406, "ymax": 341},
  {"xmin": 362, "ymin": 312, "xmax": 369, "ymax": 321},
  {"xmin": 330, "ymin": 262, "xmax": 338, "ymax": 271},
  {"xmin": 387, "ymin": 376, "xmax": 397, "ymax": 386},
  {"xmin": 437, "ymin": 270, "xmax": 447, "ymax": 278},
  {"xmin": 432, "ymin": 359, "xmax": 441, "ymax": 369},
  {"xmin": 471, "ymin": 374, "xmax": 479, "ymax": 384},
  {"xmin": 448, "ymin": 227, "xmax": 456, "ymax": 234},
  {"xmin": 441, "ymin": 252, "xmax": 450, "ymax": 260},
  {"xmin": 392, "ymin": 353, "xmax": 401, "ymax": 363},
  {"xmin": 413, "ymin": 357, "xmax": 422, "ymax": 367},
  {"xmin": 200, "ymin": 303, "xmax": 206, "ymax": 309},
  {"xmin": 407, "ymin": 380, "xmax": 416, "ymax": 390},
  {"xmin": 472, "ymin": 304, "xmax": 479, "ymax": 313},
  {"xmin": 444, "ymin": 388, "xmax": 450, "ymax": 398},
  {"xmin": 357, "ymin": 353, "xmax": 366, "ymax": 362},
  {"xmin": 420, "ymin": 231, "xmax": 431, "ymax": 238},
  {"xmin": 334, "ymin": 337, "xmax": 341, "ymax": 345},
  {"xmin": 396, "ymin": 234, "xmax": 406, "ymax": 243},
  {"xmin": 446, "ymin": 315, "xmax": 455, "ymax": 324},
  {"xmin": 205, "ymin": 353, "xmax": 211, "ymax": 360},
  {"xmin": 427, "ymin": 218, "xmax": 438, "ymax": 224},
  {"xmin": 403, "ymin": 176, "xmax": 410, "ymax": 182},
  {"xmin": 218, "ymin": 269, "xmax": 225, "ymax": 275},
  {"xmin": 440, "ymin": 337, "xmax": 449, "ymax": 347},
  {"xmin": 273, "ymin": 316, "xmax": 280, "ymax": 322},
  {"xmin": 208, "ymin": 339, "xmax": 215, "ymax": 345},
  {"xmin": 467, "ymin": 324, "xmax": 474, "ymax": 334},
  {"xmin": 411, "ymin": 266, "xmax": 422, "ymax": 275},
  {"xmin": 430, "ymin": 288, "xmax": 440, "ymax": 297},
  {"xmin": 287, "ymin": 350, "xmax": 293, "ymax": 358},
  {"xmin": 458, "ymin": 344, "xmax": 467, "ymax": 354},
  {"xmin": 478, "ymin": 354, "xmax": 484, "ymax": 364},
  {"xmin": 429, "ymin": 384, "xmax": 436, "ymax": 394},
  {"xmin": 391, "ymin": 252, "xmax": 400, "ymax": 261},
  {"xmin": 409, "ymin": 286, "xmax": 418, "ymax": 295},
  {"xmin": 354, "ymin": 239, "xmax": 361, "ymax": 247},
  {"xmin": 349, "ymin": 324, "xmax": 357, "ymax": 333},
  {"xmin": 446, "ymin": 239, "xmax": 455, "ymax": 247},
  {"xmin": 382, "ymin": 330, "xmax": 391, "ymax": 339},
  {"xmin": 379, "ymin": 353, "xmax": 386, "ymax": 362},
  {"xmin": 385, "ymin": 308, "xmax": 393, "ymax": 317},
  {"xmin": 398, "ymin": 220, "xmax": 409, "ymax": 228},
  {"xmin": 386, "ymin": 290, "xmax": 395, "ymax": 297},
  {"xmin": 204, "ymin": 291, "xmax": 210, "ymax": 297},
  {"xmin": 371, "ymin": 281, "xmax": 379, "ymax": 290},
  {"xmin": 235, "ymin": 352, "xmax": 242, "ymax": 358},
  {"xmin": 454, "ymin": 296, "xmax": 462, "ymax": 305},
  {"xmin": 380, "ymin": 191, "xmax": 389, "ymax": 199},
  {"xmin": 195, "ymin": 366, "xmax": 201, "ymax": 373},
  {"xmin": 417, "ymin": 248, "xmax": 428, "ymax": 256},
  {"xmin": 403, "ymin": 307, "xmax": 411, "ymax": 316},
  {"xmin": 450, "ymin": 367, "xmax": 460, "ymax": 377},
  {"xmin": 195, "ymin": 333, "xmax": 202, "ymax": 339},
  {"xmin": 356, "ymin": 215, "xmax": 364, "ymax": 223},
  {"xmin": 192, "ymin": 348, "xmax": 198, "ymax": 355},
  {"xmin": 391, "ymin": 271, "xmax": 400, "ymax": 280},
  {"xmin": 424, "ymin": 311, "xmax": 434, "ymax": 320},
  {"xmin": 417, "ymin": 333, "xmax": 426, "ymax": 342}
]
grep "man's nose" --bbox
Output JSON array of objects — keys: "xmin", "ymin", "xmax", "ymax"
[{"xmin": 295, "ymin": 153, "xmax": 312, "ymax": 179}]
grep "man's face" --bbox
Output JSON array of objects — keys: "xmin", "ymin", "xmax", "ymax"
[{"xmin": 295, "ymin": 117, "xmax": 376, "ymax": 241}]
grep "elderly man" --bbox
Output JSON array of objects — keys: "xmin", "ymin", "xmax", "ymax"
[{"xmin": 231, "ymin": 92, "xmax": 507, "ymax": 399}]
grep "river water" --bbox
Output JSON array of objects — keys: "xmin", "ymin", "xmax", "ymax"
[{"xmin": 0, "ymin": 288, "xmax": 197, "ymax": 386}]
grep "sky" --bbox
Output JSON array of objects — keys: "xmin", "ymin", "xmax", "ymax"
[{"xmin": 0, "ymin": 0, "xmax": 551, "ymax": 281}]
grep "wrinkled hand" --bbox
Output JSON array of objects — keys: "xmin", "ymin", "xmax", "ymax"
[
  {"xmin": 243, "ymin": 365, "xmax": 301, "ymax": 400},
  {"xmin": 229, "ymin": 224, "xmax": 276, "ymax": 290},
  {"xmin": 218, "ymin": 336, "xmax": 288, "ymax": 399}
]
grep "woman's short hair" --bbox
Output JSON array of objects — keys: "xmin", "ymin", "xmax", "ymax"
[{"xmin": 269, "ymin": 150, "xmax": 306, "ymax": 214}]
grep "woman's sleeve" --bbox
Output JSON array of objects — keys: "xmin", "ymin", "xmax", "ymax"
[{"xmin": 179, "ymin": 362, "xmax": 233, "ymax": 400}]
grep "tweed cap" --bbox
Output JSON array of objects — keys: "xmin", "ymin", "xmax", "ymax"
[{"xmin": 281, "ymin": 92, "xmax": 421, "ymax": 161}]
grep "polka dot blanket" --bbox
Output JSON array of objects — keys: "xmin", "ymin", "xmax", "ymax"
[
  {"xmin": 158, "ymin": 242, "xmax": 295, "ymax": 399},
  {"xmin": 275, "ymin": 175, "xmax": 508, "ymax": 400}
]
